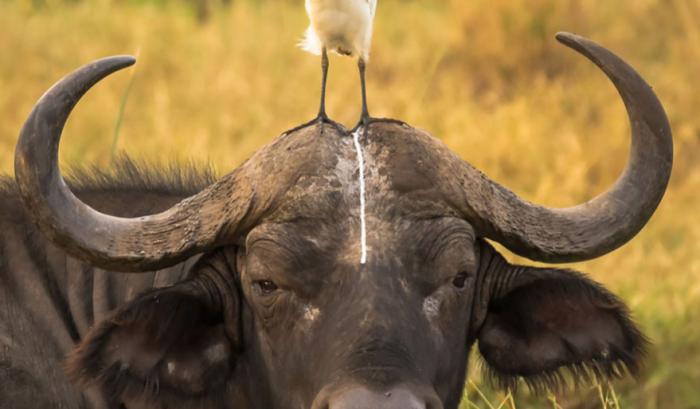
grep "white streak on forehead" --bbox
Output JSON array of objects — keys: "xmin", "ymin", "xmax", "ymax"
[{"xmin": 352, "ymin": 128, "xmax": 368, "ymax": 264}]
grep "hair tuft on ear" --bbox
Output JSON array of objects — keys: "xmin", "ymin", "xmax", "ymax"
[
  {"xmin": 479, "ymin": 334, "xmax": 647, "ymax": 394},
  {"xmin": 64, "ymin": 281, "xmax": 235, "ymax": 408},
  {"xmin": 476, "ymin": 262, "xmax": 649, "ymax": 395}
]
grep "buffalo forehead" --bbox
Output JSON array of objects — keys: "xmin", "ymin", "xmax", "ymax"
[
  {"xmin": 246, "ymin": 124, "xmax": 469, "ymax": 267},
  {"xmin": 364, "ymin": 124, "xmax": 454, "ymax": 214},
  {"xmin": 364, "ymin": 124, "xmax": 441, "ymax": 193},
  {"xmin": 259, "ymin": 123, "xmax": 457, "ymax": 222}
]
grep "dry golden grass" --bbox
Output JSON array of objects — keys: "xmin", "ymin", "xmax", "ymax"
[{"xmin": 0, "ymin": 0, "xmax": 698, "ymax": 407}]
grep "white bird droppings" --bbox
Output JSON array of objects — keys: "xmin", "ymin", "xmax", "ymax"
[
  {"xmin": 304, "ymin": 305, "xmax": 321, "ymax": 322},
  {"xmin": 352, "ymin": 128, "xmax": 368, "ymax": 264},
  {"xmin": 423, "ymin": 296, "xmax": 440, "ymax": 320},
  {"xmin": 204, "ymin": 343, "xmax": 227, "ymax": 362}
]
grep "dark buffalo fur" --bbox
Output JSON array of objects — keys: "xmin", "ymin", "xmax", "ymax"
[
  {"xmin": 473, "ymin": 242, "xmax": 648, "ymax": 394},
  {"xmin": 65, "ymin": 156, "xmax": 217, "ymax": 197},
  {"xmin": 0, "ymin": 157, "xmax": 217, "ymax": 409},
  {"xmin": 65, "ymin": 281, "xmax": 234, "ymax": 408},
  {"xmin": 1, "ymin": 157, "xmax": 649, "ymax": 408},
  {"xmin": 479, "ymin": 270, "xmax": 648, "ymax": 393},
  {"xmin": 1, "ymin": 156, "xmax": 216, "ymax": 208}
]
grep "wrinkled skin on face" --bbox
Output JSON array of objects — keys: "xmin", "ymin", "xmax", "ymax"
[
  {"xmin": 64, "ymin": 124, "xmax": 646, "ymax": 409},
  {"xmin": 237, "ymin": 125, "xmax": 479, "ymax": 408}
]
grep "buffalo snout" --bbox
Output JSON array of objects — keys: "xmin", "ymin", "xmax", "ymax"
[{"xmin": 312, "ymin": 385, "xmax": 443, "ymax": 409}]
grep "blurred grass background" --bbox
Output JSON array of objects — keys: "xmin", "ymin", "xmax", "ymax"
[{"xmin": 0, "ymin": 0, "xmax": 698, "ymax": 407}]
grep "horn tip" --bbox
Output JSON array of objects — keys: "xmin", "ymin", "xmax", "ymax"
[
  {"xmin": 555, "ymin": 32, "xmax": 581, "ymax": 46},
  {"xmin": 90, "ymin": 55, "xmax": 136, "ymax": 74},
  {"xmin": 110, "ymin": 55, "xmax": 137, "ymax": 68},
  {"xmin": 555, "ymin": 32, "xmax": 599, "ymax": 57}
]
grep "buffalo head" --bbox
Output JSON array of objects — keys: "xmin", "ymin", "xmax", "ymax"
[{"xmin": 14, "ymin": 33, "xmax": 671, "ymax": 409}]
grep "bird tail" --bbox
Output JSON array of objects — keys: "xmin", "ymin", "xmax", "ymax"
[{"xmin": 299, "ymin": 26, "xmax": 322, "ymax": 56}]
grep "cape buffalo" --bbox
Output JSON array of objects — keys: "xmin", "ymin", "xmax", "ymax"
[{"xmin": 1, "ymin": 32, "xmax": 672, "ymax": 409}]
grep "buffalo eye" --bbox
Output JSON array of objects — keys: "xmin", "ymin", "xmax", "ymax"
[
  {"xmin": 254, "ymin": 280, "xmax": 279, "ymax": 295},
  {"xmin": 452, "ymin": 271, "xmax": 469, "ymax": 289}
]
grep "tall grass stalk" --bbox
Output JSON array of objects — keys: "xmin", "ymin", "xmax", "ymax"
[{"xmin": 110, "ymin": 48, "xmax": 140, "ymax": 162}]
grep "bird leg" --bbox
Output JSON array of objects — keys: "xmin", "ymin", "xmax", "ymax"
[
  {"xmin": 359, "ymin": 57, "xmax": 370, "ymax": 127},
  {"xmin": 317, "ymin": 48, "xmax": 345, "ymax": 135},
  {"xmin": 318, "ymin": 46, "xmax": 330, "ymax": 121},
  {"xmin": 286, "ymin": 47, "xmax": 345, "ymax": 136},
  {"xmin": 353, "ymin": 57, "xmax": 406, "ymax": 135}
]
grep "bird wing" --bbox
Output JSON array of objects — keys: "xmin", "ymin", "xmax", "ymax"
[{"xmin": 368, "ymin": 0, "xmax": 377, "ymax": 18}]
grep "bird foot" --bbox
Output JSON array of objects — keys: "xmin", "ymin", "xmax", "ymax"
[
  {"xmin": 285, "ymin": 114, "xmax": 346, "ymax": 136},
  {"xmin": 351, "ymin": 116, "xmax": 408, "ymax": 134}
]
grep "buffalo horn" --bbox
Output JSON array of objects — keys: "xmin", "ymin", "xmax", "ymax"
[
  {"xmin": 15, "ymin": 56, "xmax": 255, "ymax": 271},
  {"xmin": 456, "ymin": 32, "xmax": 673, "ymax": 262}
]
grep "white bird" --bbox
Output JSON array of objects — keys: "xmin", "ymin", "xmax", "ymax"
[{"xmin": 300, "ymin": 0, "xmax": 377, "ymax": 130}]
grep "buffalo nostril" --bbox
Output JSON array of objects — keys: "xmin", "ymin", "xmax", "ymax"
[{"xmin": 424, "ymin": 393, "xmax": 444, "ymax": 409}]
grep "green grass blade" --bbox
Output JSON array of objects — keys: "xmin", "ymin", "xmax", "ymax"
[{"xmin": 111, "ymin": 48, "xmax": 140, "ymax": 162}]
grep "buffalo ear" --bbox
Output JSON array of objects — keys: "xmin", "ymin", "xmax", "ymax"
[
  {"xmin": 66, "ymin": 276, "xmax": 236, "ymax": 407},
  {"xmin": 476, "ymin": 265, "xmax": 647, "ymax": 393}
]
